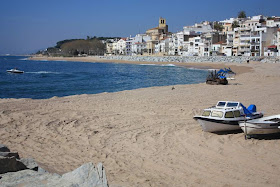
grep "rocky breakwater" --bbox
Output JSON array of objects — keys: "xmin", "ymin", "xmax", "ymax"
[
  {"xmin": 99, "ymin": 55, "xmax": 280, "ymax": 64},
  {"xmin": 0, "ymin": 144, "xmax": 109, "ymax": 187}
]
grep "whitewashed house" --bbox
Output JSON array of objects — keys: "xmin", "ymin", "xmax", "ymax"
[
  {"xmin": 167, "ymin": 32, "xmax": 184, "ymax": 56},
  {"xmin": 130, "ymin": 34, "xmax": 151, "ymax": 55},
  {"xmin": 112, "ymin": 42, "xmax": 118, "ymax": 55},
  {"xmin": 183, "ymin": 36, "xmax": 203, "ymax": 56},
  {"xmin": 183, "ymin": 21, "xmax": 213, "ymax": 34},
  {"xmin": 264, "ymin": 45, "xmax": 278, "ymax": 56},
  {"xmin": 116, "ymin": 38, "xmax": 127, "ymax": 55}
]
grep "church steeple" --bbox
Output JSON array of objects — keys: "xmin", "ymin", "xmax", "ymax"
[{"xmin": 159, "ymin": 17, "xmax": 166, "ymax": 28}]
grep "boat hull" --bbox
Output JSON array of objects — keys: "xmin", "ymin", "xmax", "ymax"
[
  {"xmin": 239, "ymin": 122, "xmax": 280, "ymax": 135},
  {"xmin": 196, "ymin": 118, "xmax": 240, "ymax": 132},
  {"xmin": 7, "ymin": 70, "xmax": 24, "ymax": 74}
]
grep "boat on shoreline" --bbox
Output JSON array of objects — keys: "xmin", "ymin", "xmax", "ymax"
[
  {"xmin": 6, "ymin": 68, "xmax": 24, "ymax": 74},
  {"xmin": 206, "ymin": 68, "xmax": 236, "ymax": 85},
  {"xmin": 239, "ymin": 115, "xmax": 280, "ymax": 136},
  {"xmin": 194, "ymin": 101, "xmax": 263, "ymax": 132}
]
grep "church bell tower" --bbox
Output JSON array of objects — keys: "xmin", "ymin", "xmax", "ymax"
[{"xmin": 158, "ymin": 17, "xmax": 168, "ymax": 34}]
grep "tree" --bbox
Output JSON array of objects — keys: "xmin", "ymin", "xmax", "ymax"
[
  {"xmin": 214, "ymin": 23, "xmax": 224, "ymax": 31},
  {"xmin": 238, "ymin": 11, "xmax": 246, "ymax": 18},
  {"xmin": 232, "ymin": 21, "xmax": 240, "ymax": 29},
  {"xmin": 60, "ymin": 39, "xmax": 106, "ymax": 56}
]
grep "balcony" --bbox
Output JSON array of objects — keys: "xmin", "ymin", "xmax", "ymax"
[
  {"xmin": 239, "ymin": 48, "xmax": 251, "ymax": 52},
  {"xmin": 239, "ymin": 43, "xmax": 250, "ymax": 46},
  {"xmin": 251, "ymin": 35, "xmax": 260, "ymax": 38},
  {"xmin": 251, "ymin": 49, "xmax": 260, "ymax": 52},
  {"xmin": 240, "ymin": 32, "xmax": 251, "ymax": 35},
  {"xmin": 250, "ymin": 42, "xmax": 260, "ymax": 45},
  {"xmin": 240, "ymin": 35, "xmax": 250, "ymax": 38}
]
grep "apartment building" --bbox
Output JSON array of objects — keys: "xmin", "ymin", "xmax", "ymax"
[
  {"xmin": 266, "ymin": 17, "xmax": 280, "ymax": 28},
  {"xmin": 105, "ymin": 14, "xmax": 280, "ymax": 57},
  {"xmin": 106, "ymin": 43, "xmax": 113, "ymax": 55},
  {"xmin": 130, "ymin": 34, "xmax": 151, "ymax": 55},
  {"xmin": 183, "ymin": 21, "xmax": 213, "ymax": 34},
  {"xmin": 167, "ymin": 32, "xmax": 184, "ymax": 56}
]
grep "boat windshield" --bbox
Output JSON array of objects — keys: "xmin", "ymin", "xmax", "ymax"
[
  {"xmin": 217, "ymin": 102, "xmax": 226, "ymax": 107},
  {"xmin": 226, "ymin": 102, "xmax": 238, "ymax": 107},
  {"xmin": 211, "ymin": 111, "xmax": 223, "ymax": 118}
]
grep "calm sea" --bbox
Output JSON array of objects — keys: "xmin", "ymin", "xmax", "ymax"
[{"xmin": 0, "ymin": 56, "xmax": 208, "ymax": 99}]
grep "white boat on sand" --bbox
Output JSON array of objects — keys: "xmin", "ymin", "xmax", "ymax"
[
  {"xmin": 239, "ymin": 115, "xmax": 280, "ymax": 136},
  {"xmin": 6, "ymin": 68, "xmax": 24, "ymax": 74},
  {"xmin": 194, "ymin": 101, "xmax": 263, "ymax": 133}
]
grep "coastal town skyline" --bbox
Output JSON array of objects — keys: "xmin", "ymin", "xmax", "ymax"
[{"xmin": 1, "ymin": 0, "xmax": 280, "ymax": 55}]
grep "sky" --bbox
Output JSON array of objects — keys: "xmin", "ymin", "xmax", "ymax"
[{"xmin": 0, "ymin": 0, "xmax": 279, "ymax": 55}]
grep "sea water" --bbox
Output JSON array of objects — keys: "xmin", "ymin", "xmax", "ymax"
[{"xmin": 0, "ymin": 56, "xmax": 208, "ymax": 99}]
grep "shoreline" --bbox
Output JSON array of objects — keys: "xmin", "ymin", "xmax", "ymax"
[
  {"xmin": 29, "ymin": 55, "xmax": 255, "ymax": 75},
  {"xmin": 2, "ymin": 56, "xmax": 280, "ymax": 186}
]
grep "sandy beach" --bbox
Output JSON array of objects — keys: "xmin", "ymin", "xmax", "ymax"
[{"xmin": 1, "ymin": 57, "xmax": 280, "ymax": 186}]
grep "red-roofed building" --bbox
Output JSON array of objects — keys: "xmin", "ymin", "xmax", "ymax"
[{"xmin": 264, "ymin": 45, "xmax": 278, "ymax": 57}]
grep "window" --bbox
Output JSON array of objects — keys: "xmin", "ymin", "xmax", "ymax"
[
  {"xmin": 226, "ymin": 102, "xmax": 238, "ymax": 107},
  {"xmin": 202, "ymin": 111, "xmax": 210, "ymax": 116},
  {"xmin": 225, "ymin": 111, "xmax": 234, "ymax": 118},
  {"xmin": 211, "ymin": 111, "xmax": 223, "ymax": 118},
  {"xmin": 217, "ymin": 102, "xmax": 226, "ymax": 107},
  {"xmin": 234, "ymin": 110, "xmax": 241, "ymax": 117}
]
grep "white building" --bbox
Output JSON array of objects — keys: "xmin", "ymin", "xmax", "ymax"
[
  {"xmin": 183, "ymin": 22, "xmax": 213, "ymax": 34},
  {"xmin": 112, "ymin": 42, "xmax": 118, "ymax": 55},
  {"xmin": 264, "ymin": 45, "xmax": 278, "ymax": 56},
  {"xmin": 183, "ymin": 36, "xmax": 204, "ymax": 56},
  {"xmin": 219, "ymin": 18, "xmax": 236, "ymax": 25},
  {"xmin": 130, "ymin": 34, "xmax": 151, "ymax": 55},
  {"xmin": 233, "ymin": 26, "xmax": 279, "ymax": 56},
  {"xmin": 226, "ymin": 31, "xmax": 234, "ymax": 46},
  {"xmin": 266, "ymin": 17, "xmax": 280, "ymax": 28},
  {"xmin": 116, "ymin": 38, "xmax": 127, "ymax": 55},
  {"xmin": 168, "ymin": 32, "xmax": 184, "ymax": 55}
]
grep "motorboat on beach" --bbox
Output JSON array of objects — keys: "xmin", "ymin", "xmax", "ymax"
[
  {"xmin": 239, "ymin": 115, "xmax": 280, "ymax": 136},
  {"xmin": 217, "ymin": 68, "xmax": 236, "ymax": 80},
  {"xmin": 206, "ymin": 68, "xmax": 236, "ymax": 85},
  {"xmin": 193, "ymin": 101, "xmax": 263, "ymax": 133},
  {"xmin": 6, "ymin": 68, "xmax": 24, "ymax": 74}
]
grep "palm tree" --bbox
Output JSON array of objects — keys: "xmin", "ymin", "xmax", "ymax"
[
  {"xmin": 232, "ymin": 21, "xmax": 240, "ymax": 29},
  {"xmin": 238, "ymin": 11, "xmax": 246, "ymax": 18}
]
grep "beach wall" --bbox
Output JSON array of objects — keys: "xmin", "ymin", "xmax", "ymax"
[{"xmin": 100, "ymin": 55, "xmax": 280, "ymax": 63}]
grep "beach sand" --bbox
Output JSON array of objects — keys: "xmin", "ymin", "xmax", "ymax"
[{"xmin": 1, "ymin": 57, "xmax": 280, "ymax": 186}]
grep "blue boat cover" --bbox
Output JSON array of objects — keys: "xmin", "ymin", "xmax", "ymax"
[
  {"xmin": 247, "ymin": 104, "xmax": 256, "ymax": 113},
  {"xmin": 240, "ymin": 103, "xmax": 254, "ymax": 117}
]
